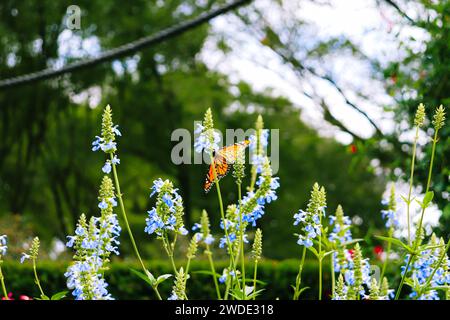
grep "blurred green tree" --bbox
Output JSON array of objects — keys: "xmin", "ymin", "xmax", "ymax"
[{"xmin": 0, "ymin": 0, "xmax": 384, "ymax": 259}]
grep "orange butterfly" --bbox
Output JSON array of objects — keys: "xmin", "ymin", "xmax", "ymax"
[{"xmin": 204, "ymin": 140, "xmax": 250, "ymax": 193}]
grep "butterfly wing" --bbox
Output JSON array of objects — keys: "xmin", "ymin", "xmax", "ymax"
[
  {"xmin": 217, "ymin": 140, "xmax": 250, "ymax": 163},
  {"xmin": 204, "ymin": 155, "xmax": 230, "ymax": 193},
  {"xmin": 204, "ymin": 140, "xmax": 249, "ymax": 193}
]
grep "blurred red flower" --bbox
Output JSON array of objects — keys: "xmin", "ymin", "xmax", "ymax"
[{"xmin": 374, "ymin": 245, "xmax": 383, "ymax": 259}]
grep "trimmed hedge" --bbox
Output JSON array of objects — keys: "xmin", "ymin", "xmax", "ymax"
[
  {"xmin": 2, "ymin": 259, "xmax": 398, "ymax": 299},
  {"xmin": 1, "ymin": 259, "xmax": 330, "ymax": 300}
]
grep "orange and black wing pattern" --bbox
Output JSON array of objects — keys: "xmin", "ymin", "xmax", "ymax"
[
  {"xmin": 204, "ymin": 155, "xmax": 230, "ymax": 193},
  {"xmin": 216, "ymin": 139, "xmax": 250, "ymax": 163},
  {"xmin": 203, "ymin": 140, "xmax": 250, "ymax": 193}
]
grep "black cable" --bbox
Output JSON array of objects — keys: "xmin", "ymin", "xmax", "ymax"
[{"xmin": 0, "ymin": 0, "xmax": 252, "ymax": 90}]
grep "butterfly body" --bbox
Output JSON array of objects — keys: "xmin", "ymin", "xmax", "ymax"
[{"xmin": 204, "ymin": 140, "xmax": 250, "ymax": 193}]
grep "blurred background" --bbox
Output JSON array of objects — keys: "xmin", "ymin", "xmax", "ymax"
[{"xmin": 0, "ymin": 0, "xmax": 448, "ymax": 279}]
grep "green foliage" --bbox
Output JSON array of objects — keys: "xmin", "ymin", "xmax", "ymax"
[
  {"xmin": 1, "ymin": 258, "xmax": 403, "ymax": 300},
  {"xmin": 382, "ymin": 0, "xmax": 450, "ymax": 229},
  {"xmin": 0, "ymin": 259, "xmax": 331, "ymax": 300},
  {"xmin": 0, "ymin": 0, "xmax": 384, "ymax": 261}
]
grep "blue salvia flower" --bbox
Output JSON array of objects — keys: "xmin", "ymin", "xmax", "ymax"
[
  {"xmin": 381, "ymin": 209, "xmax": 399, "ymax": 229},
  {"xmin": 101, "ymin": 155, "xmax": 120, "ymax": 174},
  {"xmin": 343, "ymin": 243, "xmax": 371, "ymax": 299},
  {"xmin": 194, "ymin": 109, "xmax": 221, "ymax": 154},
  {"xmin": 92, "ymin": 105, "xmax": 121, "ymax": 175},
  {"xmin": 192, "ymin": 210, "xmax": 214, "ymax": 245},
  {"xmin": 0, "ymin": 235, "xmax": 7, "ymax": 256},
  {"xmin": 218, "ymin": 268, "xmax": 238, "ymax": 284},
  {"xmin": 239, "ymin": 157, "xmax": 280, "ymax": 227},
  {"xmin": 64, "ymin": 176, "xmax": 121, "ymax": 300},
  {"xmin": 294, "ymin": 183, "xmax": 326, "ymax": 248},
  {"xmin": 216, "ymin": 158, "xmax": 278, "ymax": 256},
  {"xmin": 328, "ymin": 205, "xmax": 353, "ymax": 272},
  {"xmin": 403, "ymin": 235, "xmax": 450, "ymax": 300},
  {"xmin": 145, "ymin": 179, "xmax": 188, "ymax": 237},
  {"xmin": 249, "ymin": 128, "xmax": 269, "ymax": 173},
  {"xmin": 333, "ymin": 274, "xmax": 348, "ymax": 300},
  {"xmin": 381, "ymin": 184, "xmax": 399, "ymax": 231},
  {"xmin": 91, "ymin": 105, "xmax": 120, "ymax": 154},
  {"xmin": 218, "ymin": 205, "xmax": 240, "ymax": 251},
  {"xmin": 65, "ymin": 215, "xmax": 114, "ymax": 300}
]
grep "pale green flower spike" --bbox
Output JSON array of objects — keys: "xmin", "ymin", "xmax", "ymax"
[
  {"xmin": 232, "ymin": 146, "xmax": 246, "ymax": 184},
  {"xmin": 380, "ymin": 277, "xmax": 390, "ymax": 298},
  {"xmin": 333, "ymin": 205, "xmax": 351, "ymax": 271},
  {"xmin": 256, "ymin": 114, "xmax": 264, "ymax": 156},
  {"xmin": 203, "ymin": 108, "xmax": 216, "ymax": 148},
  {"xmin": 73, "ymin": 214, "xmax": 88, "ymax": 260},
  {"xmin": 204, "ymin": 108, "xmax": 214, "ymax": 131},
  {"xmin": 389, "ymin": 184, "xmax": 396, "ymax": 212},
  {"xmin": 187, "ymin": 236, "xmax": 198, "ymax": 260},
  {"xmin": 200, "ymin": 210, "xmax": 211, "ymax": 238},
  {"xmin": 334, "ymin": 274, "xmax": 346, "ymax": 300},
  {"xmin": 28, "ymin": 237, "xmax": 46, "ymax": 298},
  {"xmin": 252, "ymin": 228, "xmax": 263, "ymax": 262},
  {"xmin": 224, "ymin": 204, "xmax": 239, "ymax": 255},
  {"xmin": 414, "ymin": 103, "xmax": 426, "ymax": 127},
  {"xmin": 307, "ymin": 183, "xmax": 326, "ymax": 214},
  {"xmin": 348, "ymin": 243, "xmax": 363, "ymax": 300},
  {"xmin": 172, "ymin": 267, "xmax": 187, "ymax": 300},
  {"xmin": 432, "ymin": 105, "xmax": 446, "ymax": 131},
  {"xmin": 99, "ymin": 176, "xmax": 115, "ymax": 214},
  {"xmin": 30, "ymin": 237, "xmax": 40, "ymax": 260},
  {"xmin": 368, "ymin": 278, "xmax": 380, "ymax": 300},
  {"xmin": 256, "ymin": 114, "xmax": 264, "ymax": 131},
  {"xmin": 102, "ymin": 105, "xmax": 116, "ymax": 148}
]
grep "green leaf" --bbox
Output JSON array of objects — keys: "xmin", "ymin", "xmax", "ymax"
[
  {"xmin": 50, "ymin": 291, "xmax": 68, "ymax": 300},
  {"xmin": 192, "ymin": 270, "xmax": 221, "ymax": 277},
  {"xmin": 229, "ymin": 288, "xmax": 245, "ymax": 300},
  {"xmin": 307, "ymin": 246, "xmax": 319, "ymax": 258},
  {"xmin": 297, "ymin": 287, "xmax": 309, "ymax": 296},
  {"xmin": 246, "ymin": 289, "xmax": 265, "ymax": 300},
  {"xmin": 421, "ymin": 244, "xmax": 445, "ymax": 251},
  {"xmin": 155, "ymin": 274, "xmax": 172, "ymax": 286},
  {"xmin": 400, "ymin": 195, "xmax": 410, "ymax": 204},
  {"xmin": 130, "ymin": 268, "xmax": 155, "ymax": 286},
  {"xmin": 341, "ymin": 238, "xmax": 364, "ymax": 246},
  {"xmin": 243, "ymin": 278, "xmax": 267, "ymax": 285},
  {"xmin": 423, "ymin": 191, "xmax": 434, "ymax": 207},
  {"xmin": 375, "ymin": 235, "xmax": 414, "ymax": 253}
]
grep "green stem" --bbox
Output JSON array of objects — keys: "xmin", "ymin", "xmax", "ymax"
[
  {"xmin": 395, "ymin": 253, "xmax": 413, "ymax": 300},
  {"xmin": 0, "ymin": 265, "xmax": 8, "ymax": 300},
  {"xmin": 32, "ymin": 259, "xmax": 45, "ymax": 298},
  {"xmin": 405, "ymin": 127, "xmax": 419, "ymax": 246},
  {"xmin": 330, "ymin": 254, "xmax": 335, "ymax": 298},
  {"xmin": 380, "ymin": 229, "xmax": 393, "ymax": 281},
  {"xmin": 395, "ymin": 130, "xmax": 439, "ymax": 299},
  {"xmin": 249, "ymin": 166, "xmax": 257, "ymax": 192},
  {"xmin": 205, "ymin": 247, "xmax": 222, "ymax": 300},
  {"xmin": 318, "ymin": 257, "xmax": 323, "ymax": 300},
  {"xmin": 293, "ymin": 246, "xmax": 307, "ymax": 300},
  {"xmin": 318, "ymin": 213, "xmax": 323, "ymax": 300},
  {"xmin": 238, "ymin": 182, "xmax": 246, "ymax": 300},
  {"xmin": 163, "ymin": 234, "xmax": 178, "ymax": 275},
  {"xmin": 184, "ymin": 258, "xmax": 192, "ymax": 300},
  {"xmin": 415, "ymin": 130, "xmax": 438, "ymax": 239},
  {"xmin": 110, "ymin": 153, "xmax": 162, "ymax": 300},
  {"xmin": 253, "ymin": 260, "xmax": 258, "ymax": 300},
  {"xmin": 210, "ymin": 155, "xmax": 240, "ymax": 299}
]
